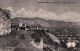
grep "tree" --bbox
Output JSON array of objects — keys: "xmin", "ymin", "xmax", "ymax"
[
  {"xmin": 0, "ymin": 8, "xmax": 11, "ymax": 35},
  {"xmin": 0, "ymin": 8, "xmax": 11, "ymax": 20}
]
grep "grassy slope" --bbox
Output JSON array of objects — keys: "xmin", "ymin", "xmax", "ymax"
[{"xmin": 0, "ymin": 30, "xmax": 44, "ymax": 51}]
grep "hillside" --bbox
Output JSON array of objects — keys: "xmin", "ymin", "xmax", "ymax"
[
  {"xmin": 11, "ymin": 17, "xmax": 80, "ymax": 34},
  {"xmin": 0, "ymin": 17, "xmax": 80, "ymax": 51}
]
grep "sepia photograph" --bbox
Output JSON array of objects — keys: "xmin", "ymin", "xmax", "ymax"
[{"xmin": 0, "ymin": 0, "xmax": 80, "ymax": 51}]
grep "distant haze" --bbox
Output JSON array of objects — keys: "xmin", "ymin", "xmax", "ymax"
[
  {"xmin": 7, "ymin": 7, "xmax": 80, "ymax": 22},
  {"xmin": 0, "ymin": 0, "xmax": 80, "ymax": 22}
]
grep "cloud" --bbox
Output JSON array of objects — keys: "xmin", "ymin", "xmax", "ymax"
[
  {"xmin": 6, "ymin": 7, "xmax": 80, "ymax": 22},
  {"xmin": 6, "ymin": 7, "xmax": 15, "ymax": 18},
  {"xmin": 14, "ymin": 8, "xmax": 56, "ymax": 19},
  {"xmin": 58, "ymin": 12, "xmax": 80, "ymax": 22},
  {"xmin": 6, "ymin": 7, "xmax": 13, "ymax": 12}
]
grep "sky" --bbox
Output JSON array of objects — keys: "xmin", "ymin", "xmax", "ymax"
[{"xmin": 0, "ymin": 0, "xmax": 80, "ymax": 22}]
